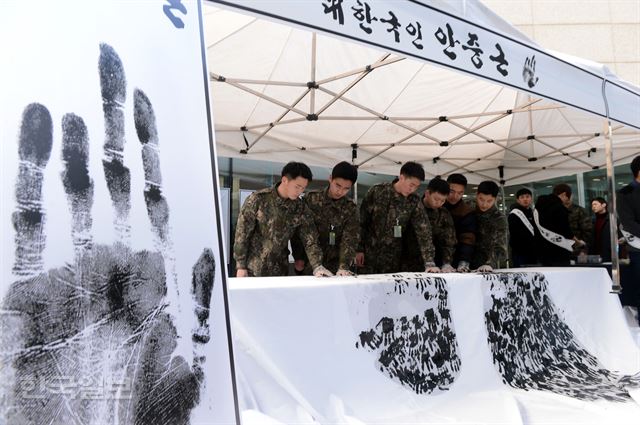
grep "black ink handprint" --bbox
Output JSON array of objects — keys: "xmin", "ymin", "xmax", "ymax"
[
  {"xmin": 355, "ymin": 275, "xmax": 461, "ymax": 394},
  {"xmin": 522, "ymin": 55, "xmax": 539, "ymax": 88},
  {"xmin": 483, "ymin": 272, "xmax": 640, "ymax": 402},
  {"xmin": 1, "ymin": 43, "xmax": 215, "ymax": 424}
]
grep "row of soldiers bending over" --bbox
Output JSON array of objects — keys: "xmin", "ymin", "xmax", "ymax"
[{"xmin": 233, "ymin": 160, "xmax": 508, "ymax": 277}]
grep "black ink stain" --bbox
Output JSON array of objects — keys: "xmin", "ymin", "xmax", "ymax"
[
  {"xmin": 483, "ymin": 272, "xmax": 640, "ymax": 402},
  {"xmin": 356, "ymin": 275, "xmax": 461, "ymax": 394}
]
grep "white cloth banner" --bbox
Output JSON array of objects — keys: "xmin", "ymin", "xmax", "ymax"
[
  {"xmin": 533, "ymin": 208, "xmax": 574, "ymax": 252},
  {"xmin": 510, "ymin": 208, "xmax": 535, "ymax": 235},
  {"xmin": 621, "ymin": 225, "xmax": 640, "ymax": 250},
  {"xmin": 229, "ymin": 268, "xmax": 640, "ymax": 424}
]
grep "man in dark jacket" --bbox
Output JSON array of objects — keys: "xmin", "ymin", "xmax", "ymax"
[
  {"xmin": 509, "ymin": 187, "xmax": 538, "ymax": 267},
  {"xmin": 618, "ymin": 156, "xmax": 640, "ymax": 323},
  {"xmin": 589, "ymin": 197, "xmax": 611, "ymax": 262},
  {"xmin": 445, "ymin": 173, "xmax": 477, "ymax": 272},
  {"xmin": 534, "ymin": 184, "xmax": 579, "ymax": 266}
]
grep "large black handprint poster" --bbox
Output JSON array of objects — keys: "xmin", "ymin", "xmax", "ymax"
[{"xmin": 1, "ymin": 1, "xmax": 239, "ymax": 424}]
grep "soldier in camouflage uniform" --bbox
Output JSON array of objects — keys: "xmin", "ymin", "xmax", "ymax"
[
  {"xmin": 402, "ymin": 177, "xmax": 457, "ymax": 272},
  {"xmin": 355, "ymin": 162, "xmax": 438, "ymax": 274},
  {"xmin": 562, "ymin": 185, "xmax": 593, "ymax": 257},
  {"xmin": 554, "ymin": 183, "xmax": 590, "ymax": 255},
  {"xmin": 471, "ymin": 180, "xmax": 507, "ymax": 271},
  {"xmin": 234, "ymin": 162, "xmax": 333, "ymax": 277},
  {"xmin": 291, "ymin": 162, "xmax": 359, "ymax": 276}
]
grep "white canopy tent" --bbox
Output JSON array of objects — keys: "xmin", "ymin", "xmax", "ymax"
[{"xmin": 203, "ymin": 0, "xmax": 639, "ymax": 186}]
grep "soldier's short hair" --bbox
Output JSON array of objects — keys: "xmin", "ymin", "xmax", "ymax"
[
  {"xmin": 331, "ymin": 161, "xmax": 358, "ymax": 183},
  {"xmin": 591, "ymin": 196, "xmax": 607, "ymax": 206},
  {"xmin": 281, "ymin": 161, "xmax": 313, "ymax": 182},
  {"xmin": 552, "ymin": 183, "xmax": 572, "ymax": 197},
  {"xmin": 427, "ymin": 177, "xmax": 449, "ymax": 195},
  {"xmin": 515, "ymin": 187, "xmax": 532, "ymax": 198},
  {"xmin": 400, "ymin": 161, "xmax": 425, "ymax": 181},
  {"xmin": 447, "ymin": 173, "xmax": 467, "ymax": 187},
  {"xmin": 477, "ymin": 180, "xmax": 499, "ymax": 197},
  {"xmin": 631, "ymin": 155, "xmax": 640, "ymax": 178}
]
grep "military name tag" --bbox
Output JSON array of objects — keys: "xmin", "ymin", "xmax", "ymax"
[
  {"xmin": 393, "ymin": 225, "xmax": 402, "ymax": 238},
  {"xmin": 329, "ymin": 231, "xmax": 336, "ymax": 245}
]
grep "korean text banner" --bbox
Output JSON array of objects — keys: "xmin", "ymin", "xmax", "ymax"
[{"xmin": 210, "ymin": 0, "xmax": 639, "ymax": 129}]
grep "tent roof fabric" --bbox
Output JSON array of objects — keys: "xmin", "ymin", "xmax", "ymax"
[{"xmin": 203, "ymin": 1, "xmax": 639, "ymax": 185}]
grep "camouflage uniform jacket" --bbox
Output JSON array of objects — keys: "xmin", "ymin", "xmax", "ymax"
[
  {"xmin": 291, "ymin": 188, "xmax": 359, "ymax": 273},
  {"xmin": 359, "ymin": 181, "xmax": 434, "ymax": 273},
  {"xmin": 568, "ymin": 203, "xmax": 593, "ymax": 244},
  {"xmin": 233, "ymin": 185, "xmax": 323, "ymax": 277},
  {"xmin": 402, "ymin": 205, "xmax": 457, "ymax": 271},
  {"xmin": 472, "ymin": 205, "xmax": 507, "ymax": 269}
]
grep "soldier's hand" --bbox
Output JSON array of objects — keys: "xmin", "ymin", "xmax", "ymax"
[
  {"xmin": 441, "ymin": 263, "xmax": 455, "ymax": 273},
  {"xmin": 425, "ymin": 266, "xmax": 441, "ymax": 273},
  {"xmin": 236, "ymin": 268, "xmax": 249, "ymax": 278},
  {"xmin": 457, "ymin": 261, "xmax": 470, "ymax": 273},
  {"xmin": 313, "ymin": 265, "xmax": 334, "ymax": 277},
  {"xmin": 336, "ymin": 268, "xmax": 354, "ymax": 276},
  {"xmin": 355, "ymin": 252, "xmax": 365, "ymax": 266},
  {"xmin": 476, "ymin": 264, "xmax": 493, "ymax": 273},
  {"xmin": 572, "ymin": 239, "xmax": 586, "ymax": 249}
]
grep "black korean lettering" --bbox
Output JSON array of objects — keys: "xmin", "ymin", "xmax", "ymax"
[
  {"xmin": 461, "ymin": 33, "xmax": 484, "ymax": 69},
  {"xmin": 434, "ymin": 23, "xmax": 460, "ymax": 60}
]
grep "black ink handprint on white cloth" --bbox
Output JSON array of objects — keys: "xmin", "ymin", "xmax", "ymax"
[
  {"xmin": 1, "ymin": 43, "xmax": 215, "ymax": 425},
  {"xmin": 483, "ymin": 272, "xmax": 640, "ymax": 402},
  {"xmin": 355, "ymin": 275, "xmax": 461, "ymax": 394}
]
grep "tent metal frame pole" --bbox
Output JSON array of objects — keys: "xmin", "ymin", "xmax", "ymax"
[
  {"xmin": 439, "ymin": 158, "xmax": 498, "ymax": 182},
  {"xmin": 243, "ymin": 117, "xmax": 307, "ymax": 131},
  {"xmin": 211, "ymin": 75, "xmax": 309, "ymax": 117},
  {"xmin": 599, "ymin": 75, "xmax": 622, "ymax": 292},
  {"xmin": 604, "ymin": 118, "xmax": 621, "ymax": 292},
  {"xmin": 506, "ymin": 156, "xmax": 576, "ymax": 182},
  {"xmin": 310, "ymin": 33, "xmax": 317, "ymax": 115},
  {"xmin": 445, "ymin": 118, "xmax": 531, "ymax": 161},
  {"xmin": 213, "ymin": 77, "xmax": 307, "ymax": 87},
  {"xmin": 246, "ymin": 89, "xmax": 310, "ymax": 150},
  {"xmin": 576, "ymin": 173, "xmax": 586, "ymax": 207},
  {"xmin": 531, "ymin": 136, "xmax": 596, "ymax": 168},
  {"xmin": 316, "ymin": 85, "xmax": 442, "ymax": 144},
  {"xmin": 356, "ymin": 120, "xmax": 441, "ymax": 167},
  {"xmin": 535, "ymin": 133, "xmax": 600, "ymax": 160},
  {"xmin": 315, "ymin": 56, "xmax": 404, "ymax": 85},
  {"xmin": 602, "ymin": 77, "xmax": 622, "ymax": 292},
  {"xmin": 316, "ymin": 55, "xmax": 387, "ymax": 115}
]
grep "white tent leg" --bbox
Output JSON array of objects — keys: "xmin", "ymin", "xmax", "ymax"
[
  {"xmin": 604, "ymin": 118, "xmax": 622, "ymax": 292},
  {"xmin": 576, "ymin": 172, "xmax": 585, "ymax": 207}
]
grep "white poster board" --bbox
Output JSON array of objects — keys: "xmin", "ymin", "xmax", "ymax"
[
  {"xmin": 220, "ymin": 187, "xmax": 231, "ymax": 263},
  {"xmin": 0, "ymin": 1, "xmax": 239, "ymax": 424}
]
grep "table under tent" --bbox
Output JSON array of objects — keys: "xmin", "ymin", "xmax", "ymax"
[{"xmin": 203, "ymin": 1, "xmax": 640, "ymax": 424}]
